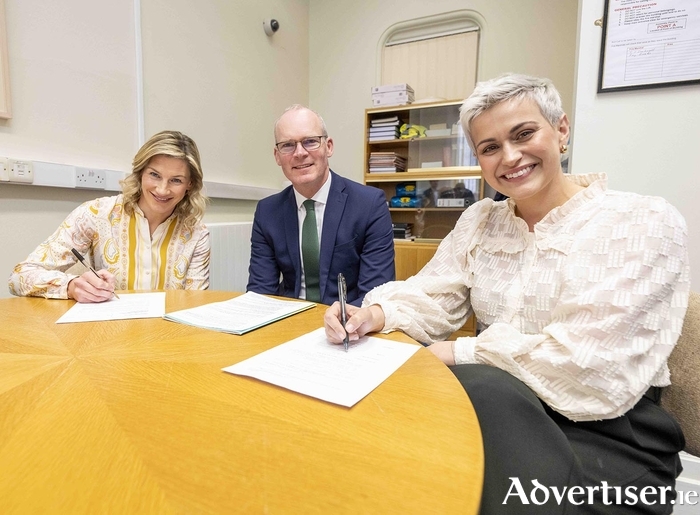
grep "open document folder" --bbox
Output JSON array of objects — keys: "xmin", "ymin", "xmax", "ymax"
[
  {"xmin": 223, "ymin": 327, "xmax": 420, "ymax": 407},
  {"xmin": 163, "ymin": 291, "xmax": 315, "ymax": 335}
]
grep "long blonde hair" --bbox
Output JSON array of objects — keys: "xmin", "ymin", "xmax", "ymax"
[{"xmin": 121, "ymin": 130, "xmax": 208, "ymax": 229}]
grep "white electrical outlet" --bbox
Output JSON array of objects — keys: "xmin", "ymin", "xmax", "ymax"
[
  {"xmin": 0, "ymin": 157, "xmax": 9, "ymax": 181},
  {"xmin": 8, "ymin": 160, "xmax": 34, "ymax": 183},
  {"xmin": 75, "ymin": 167, "xmax": 106, "ymax": 189}
]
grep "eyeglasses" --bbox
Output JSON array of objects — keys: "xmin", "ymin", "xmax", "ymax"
[{"xmin": 275, "ymin": 136, "xmax": 326, "ymax": 154}]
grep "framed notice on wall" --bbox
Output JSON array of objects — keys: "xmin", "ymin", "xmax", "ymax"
[
  {"xmin": 0, "ymin": 0, "xmax": 10, "ymax": 118},
  {"xmin": 598, "ymin": 0, "xmax": 700, "ymax": 93}
]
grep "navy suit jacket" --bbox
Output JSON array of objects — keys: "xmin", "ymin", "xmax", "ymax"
[{"xmin": 246, "ymin": 171, "xmax": 395, "ymax": 306}]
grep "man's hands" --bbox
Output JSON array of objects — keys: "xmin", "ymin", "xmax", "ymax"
[
  {"xmin": 67, "ymin": 269, "xmax": 117, "ymax": 303},
  {"xmin": 324, "ymin": 303, "xmax": 386, "ymax": 344}
]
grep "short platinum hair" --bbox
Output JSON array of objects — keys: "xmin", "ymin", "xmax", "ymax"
[
  {"xmin": 459, "ymin": 73, "xmax": 564, "ymax": 151},
  {"xmin": 273, "ymin": 104, "xmax": 328, "ymax": 142}
]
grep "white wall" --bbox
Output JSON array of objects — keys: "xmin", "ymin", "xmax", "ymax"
[
  {"xmin": 0, "ymin": 0, "xmax": 309, "ymax": 299},
  {"xmin": 308, "ymin": 0, "xmax": 579, "ymax": 184},
  {"xmin": 572, "ymin": 0, "xmax": 700, "ymax": 291},
  {"xmin": 0, "ymin": 0, "xmax": 137, "ymax": 298},
  {"xmin": 0, "ymin": 0, "xmax": 137, "ymax": 168},
  {"xmin": 141, "ymin": 0, "xmax": 309, "ymax": 188}
]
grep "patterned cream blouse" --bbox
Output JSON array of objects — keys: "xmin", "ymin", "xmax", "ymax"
[
  {"xmin": 9, "ymin": 194, "xmax": 210, "ymax": 298},
  {"xmin": 364, "ymin": 173, "xmax": 690, "ymax": 421}
]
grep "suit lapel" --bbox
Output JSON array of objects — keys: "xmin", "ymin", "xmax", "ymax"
[
  {"xmin": 283, "ymin": 188, "xmax": 302, "ymax": 295},
  {"xmin": 319, "ymin": 172, "xmax": 347, "ymax": 300}
]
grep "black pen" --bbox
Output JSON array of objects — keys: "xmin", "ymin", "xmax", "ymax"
[
  {"xmin": 337, "ymin": 273, "xmax": 349, "ymax": 352},
  {"xmin": 70, "ymin": 248, "xmax": 120, "ymax": 299}
]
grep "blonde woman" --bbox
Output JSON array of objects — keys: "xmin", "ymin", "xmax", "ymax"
[{"xmin": 9, "ymin": 131, "xmax": 210, "ymax": 302}]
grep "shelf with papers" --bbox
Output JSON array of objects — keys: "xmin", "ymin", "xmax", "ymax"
[
  {"xmin": 364, "ymin": 100, "xmax": 482, "ymax": 243},
  {"xmin": 364, "ymin": 166, "xmax": 483, "ymax": 240},
  {"xmin": 364, "ymin": 100, "xmax": 481, "ymax": 337}
]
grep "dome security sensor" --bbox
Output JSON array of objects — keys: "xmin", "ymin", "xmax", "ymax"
[{"xmin": 263, "ymin": 19, "xmax": 279, "ymax": 36}]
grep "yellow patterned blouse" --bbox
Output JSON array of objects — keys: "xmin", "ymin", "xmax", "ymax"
[{"xmin": 8, "ymin": 194, "xmax": 210, "ymax": 298}]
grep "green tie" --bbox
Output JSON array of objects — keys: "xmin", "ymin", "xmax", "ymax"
[{"xmin": 302, "ymin": 199, "xmax": 320, "ymax": 302}]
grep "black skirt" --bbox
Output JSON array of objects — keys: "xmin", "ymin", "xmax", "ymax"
[{"xmin": 449, "ymin": 364, "xmax": 685, "ymax": 515}]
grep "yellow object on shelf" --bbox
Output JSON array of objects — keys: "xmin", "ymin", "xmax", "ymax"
[{"xmin": 399, "ymin": 123, "xmax": 426, "ymax": 139}]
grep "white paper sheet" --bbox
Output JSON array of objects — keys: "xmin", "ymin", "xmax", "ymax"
[
  {"xmin": 163, "ymin": 292, "xmax": 314, "ymax": 335},
  {"xmin": 222, "ymin": 327, "xmax": 420, "ymax": 407},
  {"xmin": 56, "ymin": 292, "xmax": 166, "ymax": 323}
]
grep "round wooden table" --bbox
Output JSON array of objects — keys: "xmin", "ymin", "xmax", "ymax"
[{"xmin": 0, "ymin": 291, "xmax": 483, "ymax": 513}]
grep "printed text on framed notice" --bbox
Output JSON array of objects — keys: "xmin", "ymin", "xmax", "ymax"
[{"xmin": 598, "ymin": 0, "xmax": 700, "ymax": 92}]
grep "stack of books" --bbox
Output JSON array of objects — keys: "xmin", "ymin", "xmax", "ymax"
[
  {"xmin": 368, "ymin": 115, "xmax": 401, "ymax": 142},
  {"xmin": 371, "ymin": 83, "xmax": 415, "ymax": 107},
  {"xmin": 368, "ymin": 152, "xmax": 407, "ymax": 173},
  {"xmin": 392, "ymin": 223, "xmax": 413, "ymax": 240},
  {"xmin": 368, "ymin": 126, "xmax": 399, "ymax": 141}
]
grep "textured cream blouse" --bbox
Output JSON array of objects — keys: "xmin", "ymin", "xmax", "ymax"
[
  {"xmin": 9, "ymin": 194, "xmax": 210, "ymax": 298},
  {"xmin": 364, "ymin": 174, "xmax": 690, "ymax": 421}
]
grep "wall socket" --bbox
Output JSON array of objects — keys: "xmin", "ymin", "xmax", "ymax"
[
  {"xmin": 75, "ymin": 167, "xmax": 106, "ymax": 189},
  {"xmin": 0, "ymin": 157, "xmax": 9, "ymax": 181},
  {"xmin": 8, "ymin": 160, "xmax": 34, "ymax": 183}
]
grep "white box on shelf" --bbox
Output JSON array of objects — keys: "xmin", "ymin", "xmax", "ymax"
[
  {"xmin": 437, "ymin": 198, "xmax": 466, "ymax": 208},
  {"xmin": 372, "ymin": 89, "xmax": 414, "ymax": 98},
  {"xmin": 421, "ymin": 161, "xmax": 443, "ymax": 168},
  {"xmin": 425, "ymin": 129, "xmax": 452, "ymax": 137},
  {"xmin": 371, "ymin": 83, "xmax": 414, "ymax": 94}
]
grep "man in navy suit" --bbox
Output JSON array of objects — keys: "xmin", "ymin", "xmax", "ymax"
[{"xmin": 247, "ymin": 105, "xmax": 395, "ymax": 306}]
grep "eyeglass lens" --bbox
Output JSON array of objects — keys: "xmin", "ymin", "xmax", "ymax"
[{"xmin": 277, "ymin": 137, "xmax": 324, "ymax": 154}]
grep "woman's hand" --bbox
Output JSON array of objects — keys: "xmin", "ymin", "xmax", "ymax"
[
  {"xmin": 324, "ymin": 303, "xmax": 386, "ymax": 344},
  {"xmin": 428, "ymin": 341, "xmax": 456, "ymax": 366},
  {"xmin": 67, "ymin": 269, "xmax": 117, "ymax": 303}
]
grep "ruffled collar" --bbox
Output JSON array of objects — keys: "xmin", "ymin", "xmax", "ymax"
[
  {"xmin": 536, "ymin": 173, "xmax": 607, "ymax": 227},
  {"xmin": 481, "ymin": 173, "xmax": 608, "ymax": 254},
  {"xmin": 534, "ymin": 173, "xmax": 607, "ymax": 251}
]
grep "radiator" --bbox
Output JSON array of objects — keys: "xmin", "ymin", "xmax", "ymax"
[{"xmin": 206, "ymin": 222, "xmax": 253, "ymax": 292}]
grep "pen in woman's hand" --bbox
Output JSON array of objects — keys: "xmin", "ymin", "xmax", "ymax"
[{"xmin": 70, "ymin": 248, "xmax": 120, "ymax": 299}]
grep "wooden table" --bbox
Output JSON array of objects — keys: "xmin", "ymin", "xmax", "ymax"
[{"xmin": 0, "ymin": 291, "xmax": 483, "ymax": 514}]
